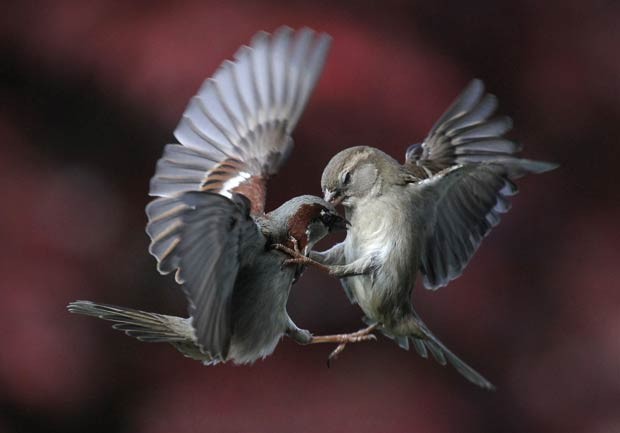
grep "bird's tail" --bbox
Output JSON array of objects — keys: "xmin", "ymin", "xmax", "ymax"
[
  {"xmin": 67, "ymin": 300, "xmax": 216, "ymax": 363},
  {"xmin": 409, "ymin": 322, "xmax": 495, "ymax": 390},
  {"xmin": 67, "ymin": 300, "xmax": 193, "ymax": 342}
]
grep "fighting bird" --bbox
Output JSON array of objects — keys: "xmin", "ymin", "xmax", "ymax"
[
  {"xmin": 68, "ymin": 27, "xmax": 374, "ymax": 365},
  {"xmin": 279, "ymin": 79, "xmax": 558, "ymax": 388}
]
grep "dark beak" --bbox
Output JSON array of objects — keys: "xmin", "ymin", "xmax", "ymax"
[{"xmin": 326, "ymin": 212, "xmax": 350, "ymax": 232}]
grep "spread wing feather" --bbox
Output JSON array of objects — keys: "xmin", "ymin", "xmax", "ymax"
[
  {"xmin": 149, "ymin": 27, "xmax": 331, "ymax": 215},
  {"xmin": 145, "ymin": 192, "xmax": 261, "ymax": 359},
  {"xmin": 405, "ymin": 79, "xmax": 557, "ymax": 179},
  {"xmin": 403, "ymin": 80, "xmax": 557, "ymax": 290},
  {"xmin": 411, "ymin": 164, "xmax": 518, "ymax": 290},
  {"xmin": 144, "ymin": 28, "xmax": 330, "ymax": 357}
]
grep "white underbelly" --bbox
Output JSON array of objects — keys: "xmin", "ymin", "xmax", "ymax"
[
  {"xmin": 343, "ymin": 197, "xmax": 416, "ymax": 320},
  {"xmin": 343, "ymin": 214, "xmax": 392, "ymax": 314}
]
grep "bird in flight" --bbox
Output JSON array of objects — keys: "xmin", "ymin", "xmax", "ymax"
[
  {"xmin": 68, "ymin": 27, "xmax": 375, "ymax": 365},
  {"xmin": 278, "ymin": 78, "xmax": 558, "ymax": 388}
]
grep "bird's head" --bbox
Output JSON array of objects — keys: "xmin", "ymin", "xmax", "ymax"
[
  {"xmin": 321, "ymin": 146, "xmax": 397, "ymax": 207},
  {"xmin": 269, "ymin": 195, "xmax": 348, "ymax": 254}
]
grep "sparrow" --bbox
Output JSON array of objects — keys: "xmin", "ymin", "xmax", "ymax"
[
  {"xmin": 68, "ymin": 27, "xmax": 373, "ymax": 365},
  {"xmin": 279, "ymin": 79, "xmax": 558, "ymax": 388}
]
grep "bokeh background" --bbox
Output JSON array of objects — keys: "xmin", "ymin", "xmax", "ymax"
[{"xmin": 1, "ymin": 1, "xmax": 619, "ymax": 432}]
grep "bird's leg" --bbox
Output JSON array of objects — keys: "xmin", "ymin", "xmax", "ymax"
[
  {"xmin": 273, "ymin": 238, "xmax": 334, "ymax": 274},
  {"xmin": 308, "ymin": 323, "xmax": 378, "ymax": 365},
  {"xmin": 309, "ymin": 242, "xmax": 345, "ymax": 266},
  {"xmin": 286, "ymin": 326, "xmax": 313, "ymax": 345},
  {"xmin": 309, "ymin": 324, "xmax": 377, "ymax": 344},
  {"xmin": 274, "ymin": 240, "xmax": 374, "ymax": 278}
]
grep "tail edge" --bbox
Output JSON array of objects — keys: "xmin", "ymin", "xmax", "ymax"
[
  {"xmin": 413, "ymin": 327, "xmax": 495, "ymax": 390},
  {"xmin": 67, "ymin": 300, "xmax": 190, "ymax": 343}
]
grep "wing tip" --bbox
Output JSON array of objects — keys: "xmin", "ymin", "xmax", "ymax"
[
  {"xmin": 468, "ymin": 78, "xmax": 485, "ymax": 95},
  {"xmin": 506, "ymin": 158, "xmax": 559, "ymax": 178},
  {"xmin": 525, "ymin": 159, "xmax": 560, "ymax": 174}
]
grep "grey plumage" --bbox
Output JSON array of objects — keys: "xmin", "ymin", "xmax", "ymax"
[
  {"xmin": 69, "ymin": 192, "xmax": 345, "ymax": 365},
  {"xmin": 146, "ymin": 192, "xmax": 261, "ymax": 359},
  {"xmin": 69, "ymin": 28, "xmax": 345, "ymax": 365},
  {"xmin": 316, "ymin": 79, "xmax": 558, "ymax": 389},
  {"xmin": 404, "ymin": 79, "xmax": 556, "ymax": 180},
  {"xmin": 151, "ymin": 27, "xmax": 331, "ymax": 200},
  {"xmin": 66, "ymin": 301, "xmax": 212, "ymax": 363}
]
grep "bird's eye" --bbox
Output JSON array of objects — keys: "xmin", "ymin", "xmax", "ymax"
[{"xmin": 342, "ymin": 171, "xmax": 351, "ymax": 185}]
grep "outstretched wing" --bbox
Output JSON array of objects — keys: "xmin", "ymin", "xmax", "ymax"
[
  {"xmin": 410, "ymin": 164, "xmax": 517, "ymax": 290},
  {"xmin": 405, "ymin": 79, "xmax": 556, "ymax": 179},
  {"xmin": 145, "ymin": 192, "xmax": 262, "ymax": 360},
  {"xmin": 150, "ymin": 27, "xmax": 331, "ymax": 215},
  {"xmin": 144, "ymin": 28, "xmax": 329, "ymax": 357}
]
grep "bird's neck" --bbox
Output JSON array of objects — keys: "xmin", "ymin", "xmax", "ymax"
[{"xmin": 259, "ymin": 213, "xmax": 310, "ymax": 253}]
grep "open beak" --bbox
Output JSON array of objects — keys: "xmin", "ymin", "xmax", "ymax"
[{"xmin": 324, "ymin": 189, "xmax": 345, "ymax": 206}]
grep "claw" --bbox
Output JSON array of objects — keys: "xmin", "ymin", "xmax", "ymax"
[
  {"xmin": 274, "ymin": 241, "xmax": 333, "ymax": 273},
  {"xmin": 327, "ymin": 343, "xmax": 347, "ymax": 367},
  {"xmin": 350, "ymin": 334, "xmax": 376, "ymax": 343},
  {"xmin": 274, "ymin": 243, "xmax": 303, "ymax": 259},
  {"xmin": 273, "ymin": 243, "xmax": 294, "ymax": 255},
  {"xmin": 312, "ymin": 323, "xmax": 379, "ymax": 367},
  {"xmin": 274, "ymin": 244, "xmax": 303, "ymax": 269},
  {"xmin": 326, "ymin": 335, "xmax": 376, "ymax": 366},
  {"xmin": 288, "ymin": 235, "xmax": 300, "ymax": 254}
]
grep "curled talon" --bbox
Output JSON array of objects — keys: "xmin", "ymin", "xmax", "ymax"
[
  {"xmin": 326, "ymin": 335, "xmax": 376, "ymax": 365},
  {"xmin": 274, "ymin": 243, "xmax": 305, "ymax": 259},
  {"xmin": 327, "ymin": 343, "xmax": 347, "ymax": 367},
  {"xmin": 274, "ymin": 240, "xmax": 336, "ymax": 274},
  {"xmin": 316, "ymin": 325, "xmax": 378, "ymax": 366},
  {"xmin": 326, "ymin": 337, "xmax": 372, "ymax": 366},
  {"xmin": 349, "ymin": 333, "xmax": 376, "ymax": 343},
  {"xmin": 273, "ymin": 243, "xmax": 294, "ymax": 255},
  {"xmin": 288, "ymin": 235, "xmax": 300, "ymax": 254}
]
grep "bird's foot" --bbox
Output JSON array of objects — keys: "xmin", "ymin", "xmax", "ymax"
[
  {"xmin": 288, "ymin": 235, "xmax": 300, "ymax": 254},
  {"xmin": 309, "ymin": 323, "xmax": 378, "ymax": 366},
  {"xmin": 273, "ymin": 241, "xmax": 331, "ymax": 273}
]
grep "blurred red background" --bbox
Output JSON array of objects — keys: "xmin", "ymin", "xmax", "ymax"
[{"xmin": 1, "ymin": 1, "xmax": 619, "ymax": 432}]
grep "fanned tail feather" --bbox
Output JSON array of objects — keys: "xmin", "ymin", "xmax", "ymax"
[
  {"xmin": 411, "ymin": 325, "xmax": 495, "ymax": 390},
  {"xmin": 67, "ymin": 300, "xmax": 193, "ymax": 342},
  {"xmin": 67, "ymin": 300, "xmax": 214, "ymax": 363}
]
